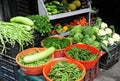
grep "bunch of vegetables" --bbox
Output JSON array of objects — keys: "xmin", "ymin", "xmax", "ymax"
[
  {"xmin": 45, "ymin": 0, "xmax": 68, "ymax": 15},
  {"xmin": 51, "ymin": 16, "xmax": 88, "ymax": 35},
  {"xmin": 45, "ymin": 0, "xmax": 88, "ymax": 15},
  {"xmin": 67, "ymin": 16, "xmax": 88, "ymax": 26},
  {"xmin": 18, "ymin": 47, "xmax": 55, "ymax": 66},
  {"xmin": 68, "ymin": 25, "xmax": 100, "ymax": 49},
  {"xmin": 0, "ymin": 20, "xmax": 34, "ymax": 53},
  {"xmin": 66, "ymin": 47, "xmax": 98, "ymax": 61},
  {"xmin": 27, "ymin": 15, "xmax": 53, "ymax": 36},
  {"xmin": 97, "ymin": 22, "xmax": 120, "ymax": 47},
  {"xmin": 48, "ymin": 60, "xmax": 83, "ymax": 81},
  {"xmin": 68, "ymin": 17, "xmax": 120, "ymax": 60},
  {"xmin": 41, "ymin": 36, "xmax": 71, "ymax": 49}
]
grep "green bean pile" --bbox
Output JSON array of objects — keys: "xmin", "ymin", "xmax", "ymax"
[
  {"xmin": 0, "ymin": 21, "xmax": 34, "ymax": 53},
  {"xmin": 48, "ymin": 61, "xmax": 83, "ymax": 81},
  {"xmin": 67, "ymin": 47, "xmax": 98, "ymax": 61}
]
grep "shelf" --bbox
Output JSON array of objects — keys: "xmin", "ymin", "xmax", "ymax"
[
  {"xmin": 37, "ymin": 0, "xmax": 92, "ymax": 20},
  {"xmin": 48, "ymin": 7, "xmax": 91, "ymax": 20},
  {"xmin": 53, "ymin": 31, "xmax": 70, "ymax": 37}
]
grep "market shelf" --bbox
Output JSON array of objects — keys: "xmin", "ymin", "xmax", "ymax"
[
  {"xmin": 48, "ymin": 7, "xmax": 91, "ymax": 20},
  {"xmin": 37, "ymin": 0, "xmax": 92, "ymax": 20},
  {"xmin": 53, "ymin": 31, "xmax": 70, "ymax": 37}
]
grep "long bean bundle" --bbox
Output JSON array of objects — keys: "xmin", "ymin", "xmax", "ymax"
[{"xmin": 0, "ymin": 21, "xmax": 34, "ymax": 53}]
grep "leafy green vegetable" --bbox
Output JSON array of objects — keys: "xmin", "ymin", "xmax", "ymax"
[
  {"xmin": 0, "ymin": 21, "xmax": 34, "ymax": 53},
  {"xmin": 92, "ymin": 17, "xmax": 102, "ymax": 28},
  {"xmin": 27, "ymin": 15, "xmax": 53, "ymax": 36},
  {"xmin": 67, "ymin": 47, "xmax": 98, "ymax": 61},
  {"xmin": 42, "ymin": 37, "xmax": 71, "ymax": 49},
  {"xmin": 69, "ymin": 25, "xmax": 83, "ymax": 37},
  {"xmin": 48, "ymin": 61, "xmax": 83, "ymax": 81},
  {"xmin": 73, "ymin": 33, "xmax": 83, "ymax": 43},
  {"xmin": 101, "ymin": 42, "xmax": 111, "ymax": 60}
]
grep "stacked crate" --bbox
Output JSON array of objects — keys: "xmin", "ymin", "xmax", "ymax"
[{"xmin": 99, "ymin": 45, "xmax": 120, "ymax": 70}]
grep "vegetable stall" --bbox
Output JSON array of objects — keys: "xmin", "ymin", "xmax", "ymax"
[
  {"xmin": 0, "ymin": 14, "xmax": 120, "ymax": 81},
  {"xmin": 0, "ymin": 0, "xmax": 120, "ymax": 81}
]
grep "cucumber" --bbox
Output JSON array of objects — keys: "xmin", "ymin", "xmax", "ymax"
[
  {"xmin": 10, "ymin": 16, "xmax": 34, "ymax": 26},
  {"xmin": 23, "ymin": 47, "xmax": 55, "ymax": 63},
  {"xmin": 52, "ymin": 1, "xmax": 60, "ymax": 5}
]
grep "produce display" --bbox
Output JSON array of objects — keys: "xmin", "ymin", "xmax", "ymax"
[
  {"xmin": 41, "ymin": 36, "xmax": 71, "ymax": 49},
  {"xmin": 68, "ymin": 17, "xmax": 120, "ymax": 60},
  {"xmin": 51, "ymin": 16, "xmax": 88, "ymax": 35},
  {"xmin": 66, "ymin": 47, "xmax": 98, "ymax": 61},
  {"xmin": 48, "ymin": 60, "xmax": 83, "ymax": 81},
  {"xmin": 0, "ymin": 15, "xmax": 54, "ymax": 55},
  {"xmin": 0, "ymin": 21, "xmax": 34, "ymax": 53},
  {"xmin": 1, "ymin": 1, "xmax": 120, "ymax": 81},
  {"xmin": 45, "ymin": 0, "xmax": 89, "ymax": 15}
]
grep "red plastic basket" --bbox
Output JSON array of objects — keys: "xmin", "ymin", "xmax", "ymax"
[
  {"xmin": 16, "ymin": 48, "xmax": 54, "ymax": 75},
  {"xmin": 64, "ymin": 44, "xmax": 101, "ymax": 69},
  {"xmin": 43, "ymin": 58, "xmax": 86, "ymax": 81}
]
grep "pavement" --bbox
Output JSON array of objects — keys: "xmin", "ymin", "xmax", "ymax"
[{"xmin": 94, "ymin": 59, "xmax": 120, "ymax": 81}]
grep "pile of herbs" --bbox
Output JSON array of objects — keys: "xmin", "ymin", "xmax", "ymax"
[
  {"xmin": 48, "ymin": 60, "xmax": 83, "ymax": 81},
  {"xmin": 67, "ymin": 47, "xmax": 98, "ymax": 61},
  {"xmin": 27, "ymin": 15, "xmax": 53, "ymax": 36},
  {"xmin": 0, "ymin": 21, "xmax": 34, "ymax": 53},
  {"xmin": 42, "ymin": 37, "xmax": 71, "ymax": 49}
]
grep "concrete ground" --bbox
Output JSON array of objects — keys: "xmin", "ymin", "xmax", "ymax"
[{"xmin": 94, "ymin": 59, "xmax": 120, "ymax": 81}]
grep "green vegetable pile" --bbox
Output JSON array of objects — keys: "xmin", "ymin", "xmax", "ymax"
[
  {"xmin": 0, "ymin": 21, "xmax": 34, "ymax": 53},
  {"xmin": 45, "ymin": 0, "xmax": 68, "ymax": 15},
  {"xmin": 42, "ymin": 37, "xmax": 71, "ymax": 49},
  {"xmin": 19, "ymin": 52, "xmax": 50, "ymax": 66},
  {"xmin": 68, "ymin": 24, "xmax": 100, "ymax": 49},
  {"xmin": 66, "ymin": 47, "xmax": 98, "ymax": 61},
  {"xmin": 48, "ymin": 60, "xmax": 83, "ymax": 81},
  {"xmin": 27, "ymin": 15, "xmax": 53, "ymax": 36}
]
